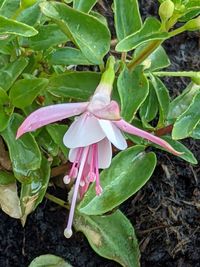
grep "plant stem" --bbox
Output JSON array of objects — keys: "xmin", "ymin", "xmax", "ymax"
[
  {"xmin": 45, "ymin": 193, "xmax": 69, "ymax": 209},
  {"xmin": 127, "ymin": 40, "xmax": 162, "ymax": 71},
  {"xmin": 153, "ymin": 71, "xmax": 200, "ymax": 78}
]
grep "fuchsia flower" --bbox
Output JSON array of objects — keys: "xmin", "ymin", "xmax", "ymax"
[{"xmin": 16, "ymin": 58, "xmax": 181, "ymax": 238}]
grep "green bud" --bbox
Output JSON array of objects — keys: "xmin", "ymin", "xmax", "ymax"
[
  {"xmin": 191, "ymin": 72, "xmax": 200, "ymax": 85},
  {"xmin": 159, "ymin": 0, "xmax": 175, "ymax": 22},
  {"xmin": 20, "ymin": 0, "xmax": 37, "ymax": 9},
  {"xmin": 184, "ymin": 16, "xmax": 200, "ymax": 31}
]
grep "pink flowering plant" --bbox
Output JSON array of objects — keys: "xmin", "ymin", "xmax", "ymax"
[{"xmin": 0, "ymin": 0, "xmax": 199, "ymax": 266}]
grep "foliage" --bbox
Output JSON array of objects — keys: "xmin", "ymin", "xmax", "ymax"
[{"xmin": 0, "ymin": 0, "xmax": 199, "ymax": 266}]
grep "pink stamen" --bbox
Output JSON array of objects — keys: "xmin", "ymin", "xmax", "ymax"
[
  {"xmin": 94, "ymin": 143, "xmax": 102, "ymax": 195},
  {"xmin": 64, "ymin": 146, "xmax": 89, "ymax": 238}
]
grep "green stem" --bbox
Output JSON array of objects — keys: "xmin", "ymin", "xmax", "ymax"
[
  {"xmin": 127, "ymin": 40, "xmax": 162, "ymax": 71},
  {"xmin": 168, "ymin": 25, "xmax": 185, "ymax": 37},
  {"xmin": 45, "ymin": 193, "xmax": 69, "ymax": 209},
  {"xmin": 153, "ymin": 71, "xmax": 200, "ymax": 78}
]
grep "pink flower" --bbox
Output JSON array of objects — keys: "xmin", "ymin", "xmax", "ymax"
[{"xmin": 16, "ymin": 58, "xmax": 181, "ymax": 238}]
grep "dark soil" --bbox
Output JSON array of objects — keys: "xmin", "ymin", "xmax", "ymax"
[{"xmin": 0, "ymin": 1, "xmax": 200, "ymax": 267}]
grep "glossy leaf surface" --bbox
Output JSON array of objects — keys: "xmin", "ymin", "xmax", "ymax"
[
  {"xmin": 9, "ymin": 78, "xmax": 48, "ymax": 108},
  {"xmin": 74, "ymin": 210, "xmax": 140, "ymax": 267},
  {"xmin": 116, "ymin": 18, "xmax": 168, "ymax": 52},
  {"xmin": 172, "ymin": 91, "xmax": 200, "ymax": 139},
  {"xmin": 40, "ymin": 1, "xmax": 110, "ymax": 64},
  {"xmin": 1, "ymin": 113, "xmax": 41, "ymax": 182},
  {"xmin": 118, "ymin": 66, "xmax": 149, "ymax": 122},
  {"xmin": 79, "ymin": 146, "xmax": 156, "ymax": 215},
  {"xmin": 114, "ymin": 0, "xmax": 142, "ymax": 41}
]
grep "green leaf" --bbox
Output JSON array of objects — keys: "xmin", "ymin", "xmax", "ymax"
[
  {"xmin": 46, "ymin": 124, "xmax": 69, "ymax": 156},
  {"xmin": 144, "ymin": 45, "xmax": 170, "ymax": 71},
  {"xmin": 0, "ymin": 15, "xmax": 38, "ymax": 36},
  {"xmin": 0, "ymin": 0, "xmax": 19, "ymax": 18},
  {"xmin": 18, "ymin": 2, "xmax": 42, "ymax": 26},
  {"xmin": 0, "ymin": 182, "xmax": 22, "ymax": 219},
  {"xmin": 1, "ymin": 113, "xmax": 42, "ymax": 182},
  {"xmin": 20, "ymin": 157, "xmax": 50, "ymax": 225},
  {"xmin": 28, "ymin": 24, "xmax": 69, "ymax": 51},
  {"xmin": 117, "ymin": 66, "xmax": 149, "ymax": 122},
  {"xmin": 158, "ymin": 136, "xmax": 198, "ymax": 164},
  {"xmin": 9, "ymin": 78, "xmax": 48, "ymax": 108},
  {"xmin": 90, "ymin": 11, "xmax": 108, "ymax": 26},
  {"xmin": 0, "ymin": 170, "xmax": 16, "ymax": 185},
  {"xmin": 0, "ymin": 57, "xmax": 28, "ymax": 91},
  {"xmin": 47, "ymin": 47, "xmax": 92, "ymax": 66},
  {"xmin": 167, "ymin": 82, "xmax": 200, "ymax": 123},
  {"xmin": 150, "ymin": 74, "xmax": 170, "ymax": 127},
  {"xmin": 28, "ymin": 254, "xmax": 72, "ymax": 267},
  {"xmin": 36, "ymin": 129, "xmax": 59, "ymax": 157},
  {"xmin": 74, "ymin": 210, "xmax": 140, "ymax": 267},
  {"xmin": 78, "ymin": 146, "xmax": 156, "ymax": 215},
  {"xmin": 114, "ymin": 0, "xmax": 142, "ymax": 41},
  {"xmin": 40, "ymin": 1, "xmax": 110, "ymax": 64},
  {"xmin": 172, "ymin": 91, "xmax": 200, "ymax": 139},
  {"xmin": 0, "ymin": 87, "xmax": 13, "ymax": 131},
  {"xmin": 48, "ymin": 72, "xmax": 101, "ymax": 100},
  {"xmin": 190, "ymin": 122, "xmax": 200, "ymax": 139},
  {"xmin": 116, "ymin": 17, "xmax": 168, "ymax": 52},
  {"xmin": 139, "ymin": 81, "xmax": 158, "ymax": 123},
  {"xmin": 73, "ymin": 0, "xmax": 97, "ymax": 13}
]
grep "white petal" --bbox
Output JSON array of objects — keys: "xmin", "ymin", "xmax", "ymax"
[
  {"xmin": 68, "ymin": 148, "xmax": 79, "ymax": 162},
  {"xmin": 98, "ymin": 120, "xmax": 127, "ymax": 150},
  {"xmin": 98, "ymin": 138, "xmax": 112, "ymax": 169},
  {"xmin": 63, "ymin": 113, "xmax": 105, "ymax": 148}
]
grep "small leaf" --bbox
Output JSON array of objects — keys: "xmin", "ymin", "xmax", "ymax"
[
  {"xmin": 18, "ymin": 2, "xmax": 42, "ymax": 26},
  {"xmin": 168, "ymin": 82, "xmax": 200, "ymax": 123},
  {"xmin": 150, "ymin": 74, "xmax": 170, "ymax": 127},
  {"xmin": 0, "ymin": 57, "xmax": 28, "ymax": 91},
  {"xmin": 74, "ymin": 210, "xmax": 140, "ymax": 267},
  {"xmin": 48, "ymin": 72, "xmax": 101, "ymax": 100},
  {"xmin": 117, "ymin": 66, "xmax": 149, "ymax": 122},
  {"xmin": 0, "ymin": 0, "xmax": 19, "ymax": 18},
  {"xmin": 116, "ymin": 17, "xmax": 168, "ymax": 52},
  {"xmin": 0, "ymin": 15, "xmax": 38, "ymax": 36},
  {"xmin": 0, "ymin": 170, "xmax": 16, "ymax": 185},
  {"xmin": 0, "ymin": 87, "xmax": 13, "ymax": 131},
  {"xmin": 190, "ymin": 122, "xmax": 200, "ymax": 139},
  {"xmin": 0, "ymin": 182, "xmax": 22, "ymax": 219},
  {"xmin": 20, "ymin": 157, "xmax": 50, "ymax": 225},
  {"xmin": 40, "ymin": 1, "xmax": 110, "ymax": 64},
  {"xmin": 139, "ymin": 81, "xmax": 158, "ymax": 123},
  {"xmin": 28, "ymin": 24, "xmax": 69, "ymax": 51},
  {"xmin": 172, "ymin": 91, "xmax": 200, "ymax": 140},
  {"xmin": 114, "ymin": 0, "xmax": 142, "ymax": 41},
  {"xmin": 36, "ymin": 129, "xmax": 59, "ymax": 157},
  {"xmin": 1, "ymin": 113, "xmax": 42, "ymax": 182},
  {"xmin": 9, "ymin": 78, "xmax": 48, "ymax": 108},
  {"xmin": 78, "ymin": 146, "xmax": 156, "ymax": 215},
  {"xmin": 73, "ymin": 0, "xmax": 97, "ymax": 13},
  {"xmin": 47, "ymin": 47, "xmax": 92, "ymax": 66},
  {"xmin": 135, "ymin": 45, "xmax": 170, "ymax": 71},
  {"xmin": 46, "ymin": 124, "xmax": 69, "ymax": 156},
  {"xmin": 28, "ymin": 254, "xmax": 72, "ymax": 267}
]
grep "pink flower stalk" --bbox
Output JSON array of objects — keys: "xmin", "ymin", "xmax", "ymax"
[{"xmin": 16, "ymin": 57, "xmax": 181, "ymax": 238}]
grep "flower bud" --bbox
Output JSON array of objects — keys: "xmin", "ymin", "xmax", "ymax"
[
  {"xmin": 159, "ymin": 0, "xmax": 175, "ymax": 22},
  {"xmin": 184, "ymin": 16, "xmax": 200, "ymax": 31}
]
